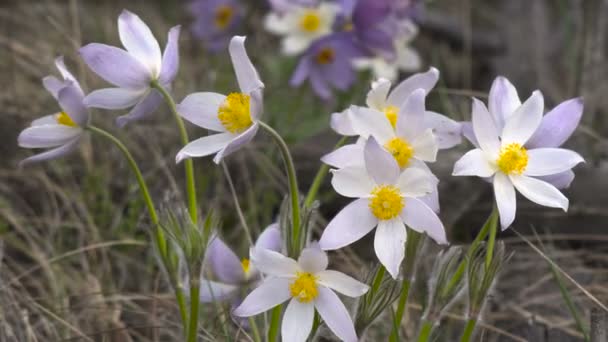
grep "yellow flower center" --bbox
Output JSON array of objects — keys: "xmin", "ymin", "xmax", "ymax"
[
  {"xmin": 383, "ymin": 105, "xmax": 399, "ymax": 128},
  {"xmin": 289, "ymin": 272, "xmax": 318, "ymax": 303},
  {"xmin": 369, "ymin": 185, "xmax": 404, "ymax": 220},
  {"xmin": 496, "ymin": 143, "xmax": 528, "ymax": 175},
  {"xmin": 315, "ymin": 47, "xmax": 335, "ymax": 65},
  {"xmin": 55, "ymin": 112, "xmax": 77, "ymax": 127},
  {"xmin": 217, "ymin": 93, "xmax": 252, "ymax": 133},
  {"xmin": 384, "ymin": 137, "xmax": 414, "ymax": 168},
  {"xmin": 241, "ymin": 258, "xmax": 251, "ymax": 275},
  {"xmin": 299, "ymin": 11, "xmax": 321, "ymax": 33},
  {"xmin": 214, "ymin": 5, "xmax": 234, "ymax": 29}
]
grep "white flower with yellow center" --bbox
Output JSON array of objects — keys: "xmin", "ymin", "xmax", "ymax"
[
  {"xmin": 264, "ymin": 2, "xmax": 339, "ymax": 55},
  {"xmin": 319, "ymin": 138, "xmax": 447, "ymax": 279},
  {"xmin": 233, "ymin": 246, "xmax": 369, "ymax": 342},
  {"xmin": 453, "ymin": 92, "xmax": 584, "ymax": 229},
  {"xmin": 176, "ymin": 36, "xmax": 264, "ymax": 164}
]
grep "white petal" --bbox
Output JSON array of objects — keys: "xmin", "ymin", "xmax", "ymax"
[
  {"xmin": 364, "ymin": 136, "xmax": 399, "ymax": 185},
  {"xmin": 19, "ymin": 137, "xmax": 80, "ymax": 167},
  {"xmin": 297, "ymin": 247, "xmax": 328, "ymax": 273},
  {"xmin": 250, "ymin": 247, "xmax": 299, "ymax": 277},
  {"xmin": 452, "ymin": 149, "xmax": 496, "ymax": 177},
  {"xmin": 175, "ymin": 133, "xmax": 233, "ymax": 163},
  {"xmin": 374, "ymin": 219, "xmax": 406, "ymax": 279},
  {"xmin": 366, "ymin": 78, "xmax": 391, "ymax": 110},
  {"xmin": 282, "ymin": 299, "xmax": 314, "ymax": 342},
  {"xmin": 199, "ymin": 280, "xmax": 238, "ymax": 302},
  {"xmin": 330, "ymin": 166, "xmax": 374, "ymax": 198},
  {"xmin": 213, "ymin": 122, "xmax": 259, "ymax": 163},
  {"xmin": 472, "ymin": 97, "xmax": 500, "ymax": 156},
  {"xmin": 321, "ymin": 144, "xmax": 364, "ymax": 169},
  {"xmin": 411, "ymin": 129, "xmax": 438, "ymax": 162},
  {"xmin": 424, "ymin": 111, "xmax": 463, "ymax": 149},
  {"xmin": 349, "ymin": 106, "xmax": 395, "ymax": 143},
  {"xmin": 118, "ymin": 10, "xmax": 162, "ymax": 76},
  {"xmin": 314, "ymin": 287, "xmax": 359, "ymax": 342},
  {"xmin": 317, "ymin": 270, "xmax": 369, "ymax": 297},
  {"xmin": 31, "ymin": 114, "xmax": 60, "ymax": 126},
  {"xmin": 501, "ymin": 90, "xmax": 544, "ymax": 145},
  {"xmin": 493, "ymin": 173, "xmax": 516, "ymax": 229},
  {"xmin": 396, "ymin": 88, "xmax": 426, "ymax": 141},
  {"xmin": 387, "ymin": 67, "xmax": 439, "ymax": 106},
  {"xmin": 83, "ymin": 88, "xmax": 145, "ymax": 109},
  {"xmin": 282, "ymin": 35, "xmax": 312, "ymax": 55},
  {"xmin": 396, "ymin": 46, "xmax": 421, "ymax": 72},
  {"xmin": 510, "ymin": 175, "xmax": 569, "ymax": 211},
  {"xmin": 524, "ymin": 148, "xmax": 584, "ymax": 176},
  {"xmin": 233, "ymin": 278, "xmax": 291, "ymax": 316},
  {"xmin": 18, "ymin": 125, "xmax": 82, "ymax": 148},
  {"xmin": 488, "ymin": 76, "xmax": 521, "ymax": 131},
  {"xmin": 229, "ymin": 36, "xmax": 264, "ymax": 94},
  {"xmin": 396, "ymin": 167, "xmax": 434, "ymax": 198},
  {"xmin": 330, "ymin": 108, "xmax": 357, "ymax": 136},
  {"xmin": 401, "ymin": 198, "xmax": 447, "ymax": 244},
  {"xmin": 319, "ymin": 199, "xmax": 378, "ymax": 250},
  {"xmin": 177, "ymin": 92, "xmax": 226, "ymax": 131},
  {"xmin": 264, "ymin": 12, "xmax": 290, "ymax": 34}
]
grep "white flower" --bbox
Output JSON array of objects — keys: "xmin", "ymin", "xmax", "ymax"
[
  {"xmin": 452, "ymin": 92, "xmax": 584, "ymax": 229},
  {"xmin": 319, "ymin": 138, "xmax": 447, "ymax": 279},
  {"xmin": 233, "ymin": 246, "xmax": 369, "ymax": 342},
  {"xmin": 176, "ymin": 36, "xmax": 264, "ymax": 164},
  {"xmin": 264, "ymin": 2, "xmax": 339, "ymax": 55}
]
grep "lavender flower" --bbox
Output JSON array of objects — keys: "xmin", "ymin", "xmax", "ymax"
[
  {"xmin": 79, "ymin": 10, "xmax": 180, "ymax": 127},
  {"xmin": 188, "ymin": 0, "xmax": 243, "ymax": 52}
]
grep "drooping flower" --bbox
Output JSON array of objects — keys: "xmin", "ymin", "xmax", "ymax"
[
  {"xmin": 200, "ymin": 224, "xmax": 282, "ymax": 302},
  {"xmin": 233, "ymin": 246, "xmax": 369, "ymax": 342},
  {"xmin": 453, "ymin": 85, "xmax": 585, "ymax": 229},
  {"xmin": 18, "ymin": 57, "xmax": 89, "ymax": 166},
  {"xmin": 188, "ymin": 0, "xmax": 243, "ymax": 52},
  {"xmin": 319, "ymin": 137, "xmax": 447, "ymax": 278},
  {"xmin": 176, "ymin": 36, "xmax": 264, "ymax": 164},
  {"xmin": 80, "ymin": 10, "xmax": 180, "ymax": 127},
  {"xmin": 290, "ymin": 33, "xmax": 365, "ymax": 100},
  {"xmin": 461, "ymin": 76, "xmax": 584, "ymax": 189},
  {"xmin": 264, "ymin": 1, "xmax": 339, "ymax": 55}
]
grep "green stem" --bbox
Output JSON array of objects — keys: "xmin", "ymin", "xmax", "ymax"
[
  {"xmin": 151, "ymin": 81, "xmax": 198, "ymax": 224},
  {"xmin": 459, "ymin": 318, "xmax": 477, "ymax": 342},
  {"xmin": 484, "ymin": 205, "xmax": 499, "ymax": 270},
  {"xmin": 303, "ymin": 136, "xmax": 348, "ymax": 208},
  {"xmin": 248, "ymin": 317, "xmax": 262, "ymax": 342},
  {"xmin": 268, "ymin": 305, "xmax": 282, "ymax": 342},
  {"xmin": 258, "ymin": 121, "xmax": 301, "ymax": 256},
  {"xmin": 187, "ymin": 282, "xmax": 201, "ymax": 342},
  {"xmin": 175, "ymin": 287, "xmax": 189, "ymax": 333},
  {"xmin": 370, "ymin": 266, "xmax": 386, "ymax": 296},
  {"xmin": 417, "ymin": 320, "xmax": 434, "ymax": 342},
  {"xmin": 389, "ymin": 279, "xmax": 411, "ymax": 342}
]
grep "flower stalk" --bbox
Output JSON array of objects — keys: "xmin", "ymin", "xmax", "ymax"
[
  {"xmin": 416, "ymin": 320, "xmax": 434, "ymax": 342},
  {"xmin": 459, "ymin": 318, "xmax": 477, "ymax": 342}
]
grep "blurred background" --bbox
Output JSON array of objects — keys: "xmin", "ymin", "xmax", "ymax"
[{"xmin": 1, "ymin": 0, "xmax": 608, "ymax": 341}]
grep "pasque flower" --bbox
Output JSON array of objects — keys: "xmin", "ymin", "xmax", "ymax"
[
  {"xmin": 290, "ymin": 33, "xmax": 364, "ymax": 100},
  {"xmin": 233, "ymin": 246, "xmax": 369, "ymax": 342},
  {"xmin": 200, "ymin": 224, "xmax": 282, "ymax": 302},
  {"xmin": 461, "ymin": 76, "xmax": 584, "ymax": 189},
  {"xmin": 80, "ymin": 10, "xmax": 180, "ymax": 127},
  {"xmin": 453, "ymin": 84, "xmax": 585, "ymax": 229},
  {"xmin": 264, "ymin": 1, "xmax": 339, "ymax": 55},
  {"xmin": 188, "ymin": 0, "xmax": 243, "ymax": 52},
  {"xmin": 18, "ymin": 57, "xmax": 89, "ymax": 166},
  {"xmin": 319, "ymin": 137, "xmax": 447, "ymax": 278},
  {"xmin": 176, "ymin": 35, "xmax": 264, "ymax": 164}
]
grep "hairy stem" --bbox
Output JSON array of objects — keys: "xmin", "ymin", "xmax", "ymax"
[
  {"xmin": 389, "ymin": 279, "xmax": 411, "ymax": 342},
  {"xmin": 459, "ymin": 318, "xmax": 477, "ymax": 342},
  {"xmin": 187, "ymin": 282, "xmax": 201, "ymax": 342}
]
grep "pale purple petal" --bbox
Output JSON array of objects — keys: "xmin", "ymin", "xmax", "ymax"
[
  {"xmin": 349, "ymin": 106, "xmax": 394, "ymax": 142},
  {"xmin": 366, "ymin": 78, "xmax": 391, "ymax": 110},
  {"xmin": 510, "ymin": 175, "xmax": 568, "ymax": 211},
  {"xmin": 330, "ymin": 108, "xmax": 357, "ymax": 136},
  {"xmin": 309, "ymin": 69, "xmax": 332, "ymax": 100},
  {"xmin": 207, "ymin": 236, "xmax": 245, "ymax": 284},
  {"xmin": 461, "ymin": 121, "xmax": 479, "ymax": 147},
  {"xmin": 501, "ymin": 90, "xmax": 544, "ymax": 145},
  {"xmin": 230, "ymin": 36, "xmax": 264, "ymax": 94},
  {"xmin": 526, "ymin": 97, "xmax": 583, "ymax": 148},
  {"xmin": 297, "ymin": 247, "xmax": 328, "ymax": 273},
  {"xmin": 255, "ymin": 223, "xmax": 282, "ymax": 252},
  {"xmin": 524, "ymin": 148, "xmax": 584, "ymax": 176},
  {"xmin": 19, "ymin": 137, "xmax": 80, "ymax": 167},
  {"xmin": 54, "ymin": 56, "xmax": 78, "ymax": 83},
  {"xmin": 84, "ymin": 88, "xmax": 145, "ymax": 109},
  {"xmin": 411, "ymin": 129, "xmax": 438, "ymax": 162},
  {"xmin": 374, "ymin": 218, "xmax": 406, "ymax": 279},
  {"xmin": 31, "ymin": 114, "xmax": 59, "ymax": 126},
  {"xmin": 493, "ymin": 173, "xmax": 516, "ymax": 230},
  {"xmin": 387, "ymin": 67, "xmax": 439, "ymax": 106},
  {"xmin": 282, "ymin": 299, "xmax": 314, "ymax": 342},
  {"xmin": 452, "ymin": 149, "xmax": 496, "ymax": 177},
  {"xmin": 116, "ymin": 89, "xmax": 163, "ymax": 127},
  {"xmin": 233, "ymin": 278, "xmax": 291, "ymax": 316},
  {"xmin": 42, "ymin": 76, "xmax": 65, "ymax": 99},
  {"xmin": 321, "ymin": 144, "xmax": 364, "ymax": 169},
  {"xmin": 176, "ymin": 133, "xmax": 233, "ymax": 163},
  {"xmin": 472, "ymin": 97, "xmax": 500, "ymax": 156},
  {"xmin": 396, "ymin": 167, "xmax": 434, "ymax": 197},
  {"xmin": 401, "ymin": 197, "xmax": 447, "ymax": 244},
  {"xmin": 118, "ymin": 10, "xmax": 162, "ymax": 76},
  {"xmin": 419, "ymin": 189, "xmax": 440, "ymax": 213},
  {"xmin": 213, "ymin": 122, "xmax": 259, "ymax": 163},
  {"xmin": 249, "ymin": 247, "xmax": 299, "ymax": 277},
  {"xmin": 364, "ymin": 136, "xmax": 399, "ymax": 185},
  {"xmin": 319, "ymin": 199, "xmax": 378, "ymax": 250},
  {"xmin": 159, "ymin": 25, "xmax": 181, "ymax": 85},
  {"xmin": 79, "ymin": 43, "xmax": 150, "ymax": 88},
  {"xmin": 317, "ymin": 270, "xmax": 369, "ymax": 297},
  {"xmin": 314, "ymin": 287, "xmax": 358, "ymax": 342},
  {"xmin": 290, "ymin": 57, "xmax": 311, "ymax": 87},
  {"xmin": 18, "ymin": 125, "xmax": 82, "ymax": 148},
  {"xmin": 200, "ymin": 279, "xmax": 239, "ymax": 302},
  {"xmin": 330, "ymin": 166, "xmax": 374, "ymax": 198},
  {"xmin": 536, "ymin": 170, "xmax": 575, "ymax": 190},
  {"xmin": 488, "ymin": 76, "xmax": 521, "ymax": 130},
  {"xmin": 424, "ymin": 111, "xmax": 462, "ymax": 149},
  {"xmin": 177, "ymin": 92, "xmax": 226, "ymax": 131},
  {"xmin": 396, "ymin": 88, "xmax": 426, "ymax": 140},
  {"xmin": 57, "ymin": 84, "xmax": 88, "ymax": 126},
  {"xmin": 249, "ymin": 88, "xmax": 264, "ymax": 121}
]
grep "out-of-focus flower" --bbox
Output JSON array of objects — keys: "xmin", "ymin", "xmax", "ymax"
[
  {"xmin": 188, "ymin": 0, "xmax": 243, "ymax": 52},
  {"xmin": 233, "ymin": 246, "xmax": 368, "ymax": 342},
  {"xmin": 264, "ymin": 1, "xmax": 339, "ymax": 55},
  {"xmin": 453, "ymin": 83, "xmax": 584, "ymax": 229},
  {"xmin": 80, "ymin": 10, "xmax": 180, "ymax": 127},
  {"xmin": 461, "ymin": 77, "xmax": 584, "ymax": 189},
  {"xmin": 18, "ymin": 57, "xmax": 89, "ymax": 166},
  {"xmin": 176, "ymin": 36, "xmax": 264, "ymax": 164},
  {"xmin": 348, "ymin": 0, "xmax": 394, "ymax": 56},
  {"xmin": 290, "ymin": 33, "xmax": 364, "ymax": 100},
  {"xmin": 200, "ymin": 224, "xmax": 282, "ymax": 302},
  {"xmin": 320, "ymin": 138, "xmax": 447, "ymax": 278},
  {"xmin": 268, "ymin": 0, "xmax": 319, "ymax": 13}
]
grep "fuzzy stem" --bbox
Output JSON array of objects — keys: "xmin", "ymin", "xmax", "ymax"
[
  {"xmin": 258, "ymin": 121, "xmax": 301, "ymax": 256},
  {"xmin": 417, "ymin": 320, "xmax": 434, "ymax": 342},
  {"xmin": 268, "ymin": 305, "xmax": 282, "ymax": 342},
  {"xmin": 175, "ymin": 288, "xmax": 189, "ymax": 333},
  {"xmin": 389, "ymin": 279, "xmax": 411, "ymax": 342},
  {"xmin": 459, "ymin": 318, "xmax": 478, "ymax": 342},
  {"xmin": 303, "ymin": 136, "xmax": 348, "ymax": 208},
  {"xmin": 187, "ymin": 282, "xmax": 201, "ymax": 342},
  {"xmin": 484, "ymin": 205, "xmax": 499, "ymax": 270},
  {"xmin": 151, "ymin": 81, "xmax": 198, "ymax": 225}
]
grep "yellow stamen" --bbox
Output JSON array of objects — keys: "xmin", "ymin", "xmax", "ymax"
[
  {"xmin": 384, "ymin": 137, "xmax": 414, "ymax": 168},
  {"xmin": 299, "ymin": 11, "xmax": 321, "ymax": 33},
  {"xmin": 241, "ymin": 258, "xmax": 251, "ymax": 275},
  {"xmin": 383, "ymin": 105, "xmax": 399, "ymax": 128},
  {"xmin": 496, "ymin": 143, "xmax": 528, "ymax": 175},
  {"xmin": 315, "ymin": 47, "xmax": 335, "ymax": 65},
  {"xmin": 217, "ymin": 93, "xmax": 252, "ymax": 133},
  {"xmin": 55, "ymin": 112, "xmax": 77, "ymax": 127},
  {"xmin": 214, "ymin": 5, "xmax": 234, "ymax": 29},
  {"xmin": 369, "ymin": 185, "xmax": 404, "ymax": 220},
  {"xmin": 289, "ymin": 272, "xmax": 318, "ymax": 303}
]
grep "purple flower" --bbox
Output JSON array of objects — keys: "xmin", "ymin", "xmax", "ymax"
[
  {"xmin": 188, "ymin": 0, "xmax": 243, "ymax": 52},
  {"xmin": 350, "ymin": 0, "xmax": 395, "ymax": 56},
  {"xmin": 290, "ymin": 33, "xmax": 364, "ymax": 99},
  {"xmin": 18, "ymin": 57, "xmax": 89, "ymax": 166},
  {"xmin": 79, "ymin": 10, "xmax": 180, "ymax": 127}
]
